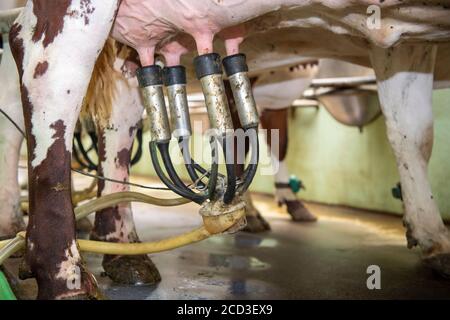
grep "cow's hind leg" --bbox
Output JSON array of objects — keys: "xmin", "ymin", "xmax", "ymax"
[
  {"xmin": 10, "ymin": 1, "xmax": 119, "ymax": 299},
  {"xmin": 0, "ymin": 33, "xmax": 25, "ymax": 239},
  {"xmin": 0, "ymin": 112, "xmax": 25, "ymax": 239},
  {"xmin": 371, "ymin": 44, "xmax": 450, "ymax": 278},
  {"xmin": 260, "ymin": 108, "xmax": 316, "ymax": 222},
  {"xmin": 242, "ymin": 192, "xmax": 271, "ymax": 232},
  {"xmin": 90, "ymin": 78, "xmax": 161, "ymax": 285}
]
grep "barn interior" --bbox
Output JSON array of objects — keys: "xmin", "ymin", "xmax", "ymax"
[
  {"xmin": 3, "ymin": 84, "xmax": 450, "ymax": 300},
  {"xmin": 1, "ymin": 0, "xmax": 450, "ymax": 302},
  {"xmin": 4, "ymin": 170, "xmax": 450, "ymax": 299}
]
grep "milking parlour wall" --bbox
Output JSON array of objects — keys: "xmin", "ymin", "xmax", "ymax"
[{"xmin": 131, "ymin": 88, "xmax": 450, "ymax": 221}]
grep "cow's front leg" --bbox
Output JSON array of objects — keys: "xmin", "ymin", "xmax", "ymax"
[
  {"xmin": 10, "ymin": 0, "xmax": 119, "ymax": 299},
  {"xmin": 90, "ymin": 76, "xmax": 161, "ymax": 285},
  {"xmin": 371, "ymin": 44, "xmax": 450, "ymax": 278},
  {"xmin": 0, "ymin": 33, "xmax": 25, "ymax": 239},
  {"xmin": 260, "ymin": 108, "xmax": 317, "ymax": 222}
]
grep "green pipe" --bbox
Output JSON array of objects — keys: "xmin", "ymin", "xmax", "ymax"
[{"xmin": 0, "ymin": 270, "xmax": 16, "ymax": 300}]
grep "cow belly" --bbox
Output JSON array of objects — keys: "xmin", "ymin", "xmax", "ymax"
[{"xmin": 111, "ymin": 1, "xmax": 450, "ymax": 79}]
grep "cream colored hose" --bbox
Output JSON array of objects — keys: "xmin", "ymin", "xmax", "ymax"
[{"xmin": 0, "ymin": 191, "xmax": 243, "ymax": 261}]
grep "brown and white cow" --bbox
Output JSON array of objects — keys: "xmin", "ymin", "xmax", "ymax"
[
  {"xmin": 5, "ymin": 0, "xmax": 450, "ymax": 298},
  {"xmin": 82, "ymin": 41, "xmax": 162, "ymax": 285},
  {"xmin": 0, "ymin": 31, "xmax": 163, "ymax": 286}
]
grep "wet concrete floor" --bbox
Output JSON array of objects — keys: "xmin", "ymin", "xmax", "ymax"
[{"xmin": 5, "ymin": 174, "xmax": 450, "ymax": 299}]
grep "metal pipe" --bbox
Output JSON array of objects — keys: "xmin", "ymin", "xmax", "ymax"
[{"xmin": 310, "ymin": 75, "xmax": 376, "ymax": 88}]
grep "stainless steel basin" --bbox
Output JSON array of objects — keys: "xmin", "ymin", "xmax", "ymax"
[{"xmin": 317, "ymin": 88, "xmax": 381, "ymax": 128}]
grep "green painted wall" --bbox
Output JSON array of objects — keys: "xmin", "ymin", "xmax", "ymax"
[{"xmin": 132, "ymin": 88, "xmax": 450, "ymax": 220}]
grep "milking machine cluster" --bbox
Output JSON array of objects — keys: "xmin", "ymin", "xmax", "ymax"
[
  {"xmin": 137, "ymin": 53, "xmax": 259, "ymax": 213},
  {"xmin": 0, "ymin": 53, "xmax": 260, "ymax": 297}
]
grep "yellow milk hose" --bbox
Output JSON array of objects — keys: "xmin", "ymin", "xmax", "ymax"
[{"xmin": 0, "ymin": 191, "xmax": 244, "ymax": 261}]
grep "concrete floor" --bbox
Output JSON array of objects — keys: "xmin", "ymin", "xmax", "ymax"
[{"xmin": 5, "ymin": 173, "xmax": 450, "ymax": 299}]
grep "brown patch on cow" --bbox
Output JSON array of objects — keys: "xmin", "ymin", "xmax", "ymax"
[
  {"xmin": 9, "ymin": 24, "xmax": 38, "ymax": 171},
  {"xmin": 32, "ymin": 0, "xmax": 72, "ymax": 48},
  {"xmin": 26, "ymin": 119, "xmax": 93, "ymax": 299},
  {"xmin": 115, "ymin": 41, "xmax": 124, "ymax": 53},
  {"xmin": 420, "ymin": 125, "xmax": 434, "ymax": 162},
  {"xmin": 91, "ymin": 205, "xmax": 121, "ymax": 242},
  {"xmin": 50, "ymin": 120, "xmax": 66, "ymax": 140},
  {"xmin": 260, "ymin": 108, "xmax": 288, "ymax": 161},
  {"xmin": 9, "ymin": 23, "xmax": 24, "ymax": 76},
  {"xmin": 33, "ymin": 61, "xmax": 49, "ymax": 79},
  {"xmin": 9, "ymin": 18, "xmax": 96, "ymax": 299},
  {"xmin": 80, "ymin": 0, "xmax": 95, "ymax": 25},
  {"xmin": 95, "ymin": 128, "xmax": 107, "ymax": 195},
  {"xmin": 117, "ymin": 44, "xmax": 141, "ymax": 78},
  {"xmin": 116, "ymin": 148, "xmax": 131, "ymax": 168},
  {"xmin": 129, "ymin": 124, "xmax": 138, "ymax": 137},
  {"xmin": 90, "ymin": 129, "xmax": 125, "ymax": 242}
]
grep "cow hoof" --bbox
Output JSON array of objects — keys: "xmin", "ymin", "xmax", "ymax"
[
  {"xmin": 40, "ymin": 264, "xmax": 103, "ymax": 300},
  {"xmin": 284, "ymin": 200, "xmax": 317, "ymax": 222},
  {"xmin": 102, "ymin": 255, "xmax": 161, "ymax": 285},
  {"xmin": 76, "ymin": 217, "xmax": 93, "ymax": 234},
  {"xmin": 243, "ymin": 213, "xmax": 271, "ymax": 233},
  {"xmin": 423, "ymin": 253, "xmax": 450, "ymax": 279}
]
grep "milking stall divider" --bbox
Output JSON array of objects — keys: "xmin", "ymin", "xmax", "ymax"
[{"xmin": 0, "ymin": 52, "xmax": 260, "ymax": 299}]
